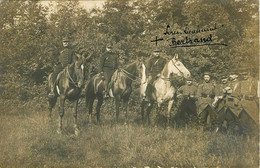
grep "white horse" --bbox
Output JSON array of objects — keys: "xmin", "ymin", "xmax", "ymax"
[{"xmin": 140, "ymin": 54, "xmax": 191, "ymax": 127}]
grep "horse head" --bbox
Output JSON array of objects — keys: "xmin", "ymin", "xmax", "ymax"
[
  {"xmin": 73, "ymin": 55, "xmax": 85, "ymax": 88},
  {"xmin": 123, "ymin": 60, "xmax": 142, "ymax": 81},
  {"xmin": 164, "ymin": 54, "xmax": 191, "ymax": 79}
]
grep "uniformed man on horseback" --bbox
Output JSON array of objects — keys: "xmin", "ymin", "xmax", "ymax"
[
  {"xmin": 196, "ymin": 72, "xmax": 216, "ymax": 130},
  {"xmin": 146, "ymin": 48, "xmax": 167, "ymax": 91},
  {"xmin": 48, "ymin": 36, "xmax": 78, "ymax": 98},
  {"xmin": 99, "ymin": 43, "xmax": 118, "ymax": 97}
]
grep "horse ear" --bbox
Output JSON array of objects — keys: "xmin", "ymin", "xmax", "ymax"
[{"xmin": 173, "ymin": 53, "xmax": 179, "ymax": 60}]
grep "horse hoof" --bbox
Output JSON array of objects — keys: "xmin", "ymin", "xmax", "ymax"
[
  {"xmin": 57, "ymin": 129, "xmax": 62, "ymax": 135},
  {"xmin": 75, "ymin": 128, "xmax": 80, "ymax": 136}
]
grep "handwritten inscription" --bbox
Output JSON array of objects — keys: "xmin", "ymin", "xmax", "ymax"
[{"xmin": 151, "ymin": 23, "xmax": 227, "ymax": 48}]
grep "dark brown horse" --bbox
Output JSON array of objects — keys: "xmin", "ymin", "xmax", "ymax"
[
  {"xmin": 48, "ymin": 56, "xmax": 85, "ymax": 135},
  {"xmin": 85, "ymin": 61, "xmax": 140, "ymax": 124}
]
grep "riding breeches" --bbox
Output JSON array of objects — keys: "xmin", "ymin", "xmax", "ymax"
[
  {"xmin": 103, "ymin": 69, "xmax": 115, "ymax": 91},
  {"xmin": 51, "ymin": 64, "xmax": 63, "ymax": 83}
]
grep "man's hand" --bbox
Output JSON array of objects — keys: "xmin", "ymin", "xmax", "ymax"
[
  {"xmin": 177, "ymin": 94, "xmax": 184, "ymax": 100},
  {"xmin": 148, "ymin": 75, "xmax": 152, "ymax": 81},
  {"xmin": 101, "ymin": 72, "xmax": 105, "ymax": 80}
]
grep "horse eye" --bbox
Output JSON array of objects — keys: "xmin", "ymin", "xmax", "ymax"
[{"xmin": 176, "ymin": 63, "xmax": 181, "ymax": 66}]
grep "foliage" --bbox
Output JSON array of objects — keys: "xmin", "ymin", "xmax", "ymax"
[{"xmin": 0, "ymin": 0, "xmax": 258, "ymax": 102}]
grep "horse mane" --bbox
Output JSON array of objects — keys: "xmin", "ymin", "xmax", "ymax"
[
  {"xmin": 161, "ymin": 61, "xmax": 169, "ymax": 78},
  {"xmin": 124, "ymin": 61, "xmax": 137, "ymax": 72}
]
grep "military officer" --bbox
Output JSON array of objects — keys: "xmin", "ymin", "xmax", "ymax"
[
  {"xmin": 99, "ymin": 44, "xmax": 118, "ymax": 97},
  {"xmin": 48, "ymin": 36, "xmax": 78, "ymax": 98},
  {"xmin": 229, "ymin": 71, "xmax": 240, "ymax": 99},
  {"xmin": 146, "ymin": 49, "xmax": 167, "ymax": 89},
  {"xmin": 213, "ymin": 75, "xmax": 240, "ymax": 133},
  {"xmin": 176, "ymin": 77, "xmax": 198, "ymax": 125},
  {"xmin": 196, "ymin": 72, "xmax": 216, "ymax": 130},
  {"xmin": 238, "ymin": 69, "xmax": 258, "ymax": 135}
]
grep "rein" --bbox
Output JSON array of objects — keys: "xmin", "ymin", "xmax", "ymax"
[
  {"xmin": 120, "ymin": 68, "xmax": 140, "ymax": 82},
  {"xmin": 66, "ymin": 65, "xmax": 79, "ymax": 87}
]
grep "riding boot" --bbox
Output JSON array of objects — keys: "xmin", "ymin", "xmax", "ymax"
[
  {"xmin": 104, "ymin": 80, "xmax": 112, "ymax": 98},
  {"xmin": 48, "ymin": 81, "xmax": 55, "ymax": 99}
]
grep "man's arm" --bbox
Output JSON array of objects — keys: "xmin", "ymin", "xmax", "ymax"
[
  {"xmin": 146, "ymin": 57, "xmax": 153, "ymax": 76},
  {"xmin": 114, "ymin": 54, "xmax": 118, "ymax": 70},
  {"xmin": 196, "ymin": 84, "xmax": 202, "ymax": 98},
  {"xmin": 99, "ymin": 55, "xmax": 105, "ymax": 73}
]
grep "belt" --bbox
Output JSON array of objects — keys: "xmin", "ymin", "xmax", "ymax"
[
  {"xmin": 227, "ymin": 97, "xmax": 234, "ymax": 101},
  {"xmin": 241, "ymin": 95, "xmax": 255, "ymax": 101},
  {"xmin": 201, "ymin": 94, "xmax": 210, "ymax": 98}
]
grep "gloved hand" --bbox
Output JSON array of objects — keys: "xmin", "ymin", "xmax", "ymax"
[{"xmin": 101, "ymin": 72, "xmax": 105, "ymax": 80}]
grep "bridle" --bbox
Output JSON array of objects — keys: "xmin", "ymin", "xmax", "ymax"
[
  {"xmin": 160, "ymin": 59, "xmax": 185, "ymax": 81},
  {"xmin": 120, "ymin": 68, "xmax": 140, "ymax": 82},
  {"xmin": 66, "ymin": 62, "xmax": 84, "ymax": 88}
]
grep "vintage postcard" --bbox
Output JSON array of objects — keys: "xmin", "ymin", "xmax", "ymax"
[{"xmin": 0, "ymin": 0, "xmax": 259, "ymax": 167}]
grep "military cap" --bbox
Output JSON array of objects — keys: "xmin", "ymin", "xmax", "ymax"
[
  {"xmin": 220, "ymin": 75, "xmax": 228, "ymax": 79},
  {"xmin": 186, "ymin": 76, "xmax": 193, "ymax": 81},
  {"xmin": 203, "ymin": 71, "xmax": 210, "ymax": 76},
  {"xmin": 62, "ymin": 36, "xmax": 70, "ymax": 42},
  {"xmin": 106, "ymin": 43, "xmax": 113, "ymax": 48},
  {"xmin": 230, "ymin": 69, "xmax": 238, "ymax": 75},
  {"xmin": 239, "ymin": 67, "xmax": 249, "ymax": 75},
  {"xmin": 153, "ymin": 48, "xmax": 160, "ymax": 52}
]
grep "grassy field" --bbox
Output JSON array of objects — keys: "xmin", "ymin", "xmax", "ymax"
[{"xmin": 0, "ymin": 97, "xmax": 259, "ymax": 168}]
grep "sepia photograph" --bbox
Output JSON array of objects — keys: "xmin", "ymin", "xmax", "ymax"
[{"xmin": 0, "ymin": 0, "xmax": 259, "ymax": 167}]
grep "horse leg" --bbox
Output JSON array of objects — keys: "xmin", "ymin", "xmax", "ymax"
[
  {"xmin": 141, "ymin": 100, "xmax": 146, "ymax": 125},
  {"xmin": 123, "ymin": 98, "xmax": 129, "ymax": 125},
  {"xmin": 73, "ymin": 99, "xmax": 80, "ymax": 136},
  {"xmin": 147, "ymin": 102, "xmax": 154, "ymax": 125},
  {"xmin": 167, "ymin": 99, "xmax": 174, "ymax": 129},
  {"xmin": 96, "ymin": 96, "xmax": 103, "ymax": 124},
  {"xmin": 115, "ymin": 97, "xmax": 120, "ymax": 124},
  {"xmin": 58, "ymin": 95, "xmax": 65, "ymax": 134},
  {"xmin": 48, "ymin": 96, "xmax": 57, "ymax": 118},
  {"xmin": 88, "ymin": 97, "xmax": 95, "ymax": 125}
]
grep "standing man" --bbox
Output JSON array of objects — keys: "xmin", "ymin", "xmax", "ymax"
[
  {"xmin": 146, "ymin": 49, "xmax": 167, "ymax": 92},
  {"xmin": 48, "ymin": 36, "xmax": 77, "ymax": 98},
  {"xmin": 238, "ymin": 69, "xmax": 259, "ymax": 135},
  {"xmin": 99, "ymin": 44, "xmax": 118, "ymax": 97},
  {"xmin": 176, "ymin": 77, "xmax": 198, "ymax": 125},
  {"xmin": 213, "ymin": 75, "xmax": 240, "ymax": 133},
  {"xmin": 196, "ymin": 72, "xmax": 215, "ymax": 130}
]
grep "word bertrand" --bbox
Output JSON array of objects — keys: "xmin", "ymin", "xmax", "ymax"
[{"xmin": 169, "ymin": 34, "xmax": 213, "ymax": 46}]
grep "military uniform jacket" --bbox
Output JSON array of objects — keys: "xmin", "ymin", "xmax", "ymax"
[
  {"xmin": 146, "ymin": 56, "xmax": 167, "ymax": 77},
  {"xmin": 230, "ymin": 80, "xmax": 241, "ymax": 98},
  {"xmin": 214, "ymin": 82, "xmax": 241, "ymax": 116},
  {"xmin": 196, "ymin": 82, "xmax": 215, "ymax": 113},
  {"xmin": 177, "ymin": 84, "xmax": 197, "ymax": 98},
  {"xmin": 239, "ymin": 77, "xmax": 258, "ymax": 123},
  {"xmin": 59, "ymin": 47, "xmax": 76, "ymax": 68},
  {"xmin": 99, "ymin": 52, "xmax": 118, "ymax": 72}
]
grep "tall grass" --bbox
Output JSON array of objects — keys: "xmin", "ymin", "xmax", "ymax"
[{"xmin": 0, "ymin": 97, "xmax": 258, "ymax": 167}]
